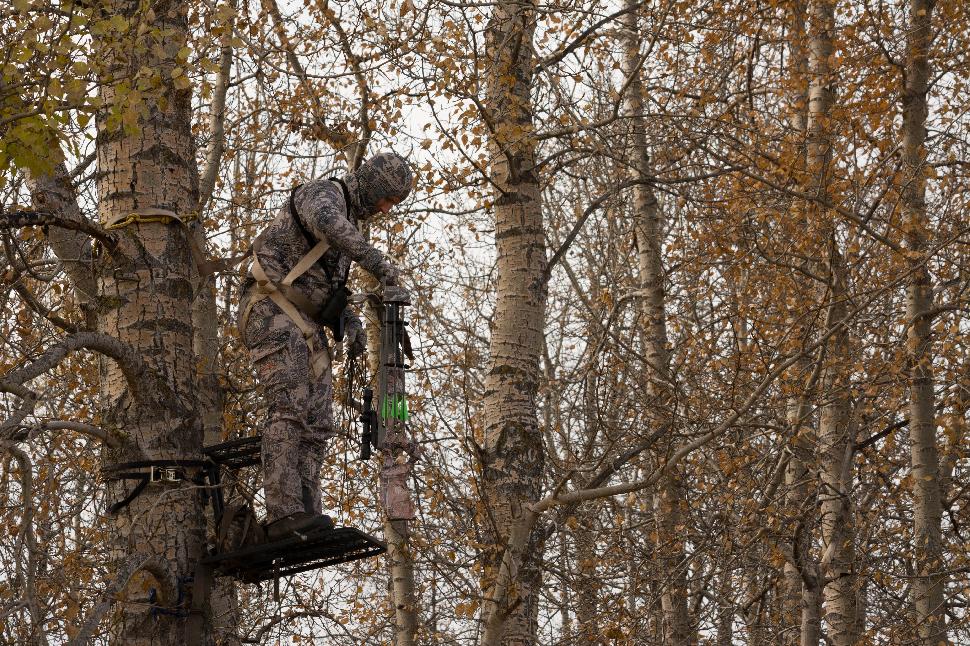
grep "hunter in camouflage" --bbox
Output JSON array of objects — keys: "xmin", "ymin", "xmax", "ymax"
[{"xmin": 238, "ymin": 151, "xmax": 414, "ymax": 540}]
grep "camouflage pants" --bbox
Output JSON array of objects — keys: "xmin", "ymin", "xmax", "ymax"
[{"xmin": 239, "ymin": 292, "xmax": 335, "ymax": 522}]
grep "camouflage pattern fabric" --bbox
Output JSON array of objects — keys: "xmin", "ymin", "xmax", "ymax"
[
  {"xmin": 238, "ymin": 296, "xmax": 336, "ymax": 520},
  {"xmin": 343, "ymin": 150, "xmax": 414, "ymax": 216},
  {"xmin": 238, "ymin": 152, "xmax": 413, "ymax": 523}
]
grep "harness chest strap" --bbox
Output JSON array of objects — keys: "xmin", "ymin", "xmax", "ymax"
[{"xmin": 241, "ymin": 235, "xmax": 333, "ymax": 377}]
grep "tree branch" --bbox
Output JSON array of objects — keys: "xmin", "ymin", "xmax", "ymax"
[
  {"xmin": 198, "ymin": 16, "xmax": 234, "ymax": 211},
  {"xmin": 66, "ymin": 552, "xmax": 152, "ymax": 646},
  {"xmin": 11, "ymin": 420, "xmax": 125, "ymax": 449},
  {"xmin": 0, "ymin": 332, "xmax": 181, "ymax": 426},
  {"xmin": 10, "ymin": 281, "xmax": 80, "ymax": 333},
  {"xmin": 2, "ymin": 209, "xmax": 116, "ymax": 249},
  {"xmin": 544, "ymin": 178, "xmax": 645, "ymax": 277}
]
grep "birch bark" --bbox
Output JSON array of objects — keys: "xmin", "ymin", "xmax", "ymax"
[
  {"xmin": 363, "ymin": 264, "xmax": 419, "ymax": 646},
  {"xmin": 92, "ymin": 0, "xmax": 208, "ymax": 641},
  {"xmin": 479, "ymin": 0, "xmax": 547, "ymax": 641},
  {"xmin": 803, "ymin": 2, "xmax": 860, "ymax": 643},
  {"xmin": 780, "ymin": 3, "xmax": 824, "ymax": 642},
  {"xmin": 622, "ymin": 3, "xmax": 692, "ymax": 643},
  {"xmin": 900, "ymin": 1, "xmax": 945, "ymax": 642}
]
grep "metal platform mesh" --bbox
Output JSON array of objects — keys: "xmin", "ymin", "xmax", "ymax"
[
  {"xmin": 203, "ymin": 435, "xmax": 262, "ymax": 470},
  {"xmin": 202, "ymin": 526, "xmax": 387, "ymax": 583}
]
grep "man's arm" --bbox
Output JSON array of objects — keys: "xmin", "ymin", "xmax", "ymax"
[{"xmin": 292, "ymin": 180, "xmax": 399, "ymax": 284}]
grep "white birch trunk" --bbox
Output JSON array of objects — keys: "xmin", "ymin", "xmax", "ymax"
[
  {"xmin": 362, "ymin": 271, "xmax": 419, "ymax": 646},
  {"xmin": 803, "ymin": 1, "xmax": 860, "ymax": 643},
  {"xmin": 900, "ymin": 1, "xmax": 945, "ymax": 642},
  {"xmin": 479, "ymin": 0, "xmax": 547, "ymax": 641},
  {"xmin": 623, "ymin": 4, "xmax": 693, "ymax": 643},
  {"xmin": 92, "ymin": 0, "xmax": 209, "ymax": 642}
]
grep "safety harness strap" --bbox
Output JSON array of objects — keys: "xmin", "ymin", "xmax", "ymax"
[
  {"xmin": 242, "ymin": 237, "xmax": 332, "ymax": 377},
  {"xmin": 238, "ymin": 180, "xmax": 356, "ymax": 377},
  {"xmin": 282, "ymin": 239, "xmax": 330, "ymax": 287}
]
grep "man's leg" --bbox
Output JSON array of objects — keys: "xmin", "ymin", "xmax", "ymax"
[
  {"xmin": 301, "ymin": 360, "xmax": 335, "ymax": 515},
  {"xmin": 243, "ymin": 300, "xmax": 313, "ymax": 523}
]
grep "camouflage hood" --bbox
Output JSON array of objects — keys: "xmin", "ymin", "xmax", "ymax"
[{"xmin": 341, "ymin": 152, "xmax": 414, "ymax": 218}]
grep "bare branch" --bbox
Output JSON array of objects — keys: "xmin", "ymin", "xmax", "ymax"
[
  {"xmin": 11, "ymin": 419, "xmax": 125, "ymax": 448},
  {"xmin": 66, "ymin": 552, "xmax": 152, "ymax": 646},
  {"xmin": 544, "ymin": 178, "xmax": 645, "ymax": 276},
  {"xmin": 0, "ymin": 332, "xmax": 180, "ymax": 426},
  {"xmin": 10, "ymin": 281, "xmax": 80, "ymax": 333},
  {"xmin": 1, "ymin": 209, "xmax": 116, "ymax": 249}
]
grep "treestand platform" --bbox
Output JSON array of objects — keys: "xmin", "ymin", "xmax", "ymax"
[
  {"xmin": 203, "ymin": 434, "xmax": 262, "ymax": 470},
  {"xmin": 201, "ymin": 436, "xmax": 386, "ymax": 583},
  {"xmin": 201, "ymin": 521, "xmax": 386, "ymax": 583}
]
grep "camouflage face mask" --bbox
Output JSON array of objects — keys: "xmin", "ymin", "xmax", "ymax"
[{"xmin": 345, "ymin": 152, "xmax": 414, "ymax": 217}]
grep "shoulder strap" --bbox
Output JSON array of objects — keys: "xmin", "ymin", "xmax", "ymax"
[
  {"xmin": 330, "ymin": 177, "xmax": 353, "ymax": 212},
  {"xmin": 328, "ymin": 177, "xmax": 354, "ymax": 288},
  {"xmin": 286, "ymin": 179, "xmax": 354, "ymax": 288}
]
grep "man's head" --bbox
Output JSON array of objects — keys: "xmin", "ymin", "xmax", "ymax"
[{"xmin": 351, "ymin": 152, "xmax": 414, "ymax": 217}]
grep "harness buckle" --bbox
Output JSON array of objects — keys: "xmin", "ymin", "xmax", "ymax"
[{"xmin": 151, "ymin": 466, "xmax": 182, "ymax": 483}]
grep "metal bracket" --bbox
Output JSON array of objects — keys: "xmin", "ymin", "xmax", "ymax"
[{"xmin": 150, "ymin": 466, "xmax": 182, "ymax": 483}]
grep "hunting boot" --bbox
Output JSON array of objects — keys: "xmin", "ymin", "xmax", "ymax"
[{"xmin": 265, "ymin": 511, "xmax": 334, "ymax": 541}]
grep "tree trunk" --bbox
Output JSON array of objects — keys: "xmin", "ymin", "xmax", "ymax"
[
  {"xmin": 363, "ymin": 268, "xmax": 419, "ymax": 646},
  {"xmin": 93, "ymin": 0, "xmax": 208, "ymax": 642},
  {"xmin": 574, "ymin": 510, "xmax": 600, "ymax": 644},
  {"xmin": 801, "ymin": 1, "xmax": 861, "ymax": 643},
  {"xmin": 479, "ymin": 0, "xmax": 547, "ymax": 641},
  {"xmin": 781, "ymin": 2, "xmax": 825, "ymax": 642},
  {"xmin": 900, "ymin": 1, "xmax": 945, "ymax": 643},
  {"xmin": 623, "ymin": 4, "xmax": 693, "ymax": 644},
  {"xmin": 817, "ymin": 251, "xmax": 858, "ymax": 646}
]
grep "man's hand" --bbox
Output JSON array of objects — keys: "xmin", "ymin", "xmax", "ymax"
[
  {"xmin": 345, "ymin": 324, "xmax": 366, "ymax": 359},
  {"xmin": 380, "ymin": 261, "xmax": 401, "ymax": 287},
  {"xmin": 342, "ymin": 309, "xmax": 366, "ymax": 359},
  {"xmin": 383, "ymin": 284, "xmax": 411, "ymax": 305}
]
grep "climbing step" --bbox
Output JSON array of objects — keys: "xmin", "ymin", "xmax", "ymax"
[
  {"xmin": 203, "ymin": 435, "xmax": 262, "ymax": 470},
  {"xmin": 202, "ymin": 524, "xmax": 387, "ymax": 583}
]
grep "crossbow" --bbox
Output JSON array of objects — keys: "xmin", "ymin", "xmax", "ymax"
[{"xmin": 349, "ymin": 286, "xmax": 416, "ymax": 522}]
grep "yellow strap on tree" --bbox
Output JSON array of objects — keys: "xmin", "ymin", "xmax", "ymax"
[{"xmin": 104, "ymin": 208, "xmax": 199, "ymax": 231}]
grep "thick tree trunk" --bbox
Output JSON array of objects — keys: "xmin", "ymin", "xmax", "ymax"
[
  {"xmin": 479, "ymin": 0, "xmax": 547, "ymax": 641},
  {"xmin": 900, "ymin": 1, "xmax": 945, "ymax": 643},
  {"xmin": 93, "ymin": 0, "xmax": 207, "ymax": 642},
  {"xmin": 623, "ymin": 4, "xmax": 692, "ymax": 644}
]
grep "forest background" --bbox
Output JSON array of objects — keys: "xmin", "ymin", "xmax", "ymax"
[{"xmin": 0, "ymin": 0, "xmax": 967, "ymax": 643}]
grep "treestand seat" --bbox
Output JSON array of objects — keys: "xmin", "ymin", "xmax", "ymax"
[
  {"xmin": 201, "ymin": 523, "xmax": 386, "ymax": 583},
  {"xmin": 203, "ymin": 435, "xmax": 262, "ymax": 470}
]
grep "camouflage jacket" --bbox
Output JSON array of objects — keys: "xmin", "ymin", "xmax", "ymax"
[{"xmin": 245, "ymin": 177, "xmax": 399, "ymax": 313}]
